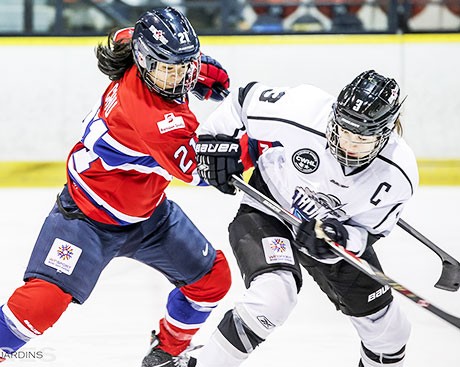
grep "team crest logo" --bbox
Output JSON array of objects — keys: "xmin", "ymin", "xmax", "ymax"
[
  {"xmin": 292, "ymin": 186, "xmax": 348, "ymax": 221},
  {"xmin": 292, "ymin": 148, "xmax": 319, "ymax": 174},
  {"xmin": 148, "ymin": 25, "xmax": 169, "ymax": 44},
  {"xmin": 388, "ymin": 86, "xmax": 399, "ymax": 104}
]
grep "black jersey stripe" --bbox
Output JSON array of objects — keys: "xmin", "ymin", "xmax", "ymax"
[
  {"xmin": 232, "ymin": 126, "xmax": 246, "ymax": 138},
  {"xmin": 238, "ymin": 82, "xmax": 258, "ymax": 107},
  {"xmin": 376, "ymin": 155, "xmax": 414, "ymax": 195},
  {"xmin": 373, "ymin": 202, "xmax": 403, "ymax": 230},
  {"xmin": 247, "ymin": 115, "xmax": 326, "ymax": 138}
]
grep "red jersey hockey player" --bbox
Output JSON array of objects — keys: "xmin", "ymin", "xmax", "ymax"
[{"xmin": 0, "ymin": 7, "xmax": 252, "ymax": 367}]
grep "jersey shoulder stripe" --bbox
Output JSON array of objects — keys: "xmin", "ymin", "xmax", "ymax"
[
  {"xmin": 372, "ymin": 202, "xmax": 404, "ymax": 230},
  {"xmin": 376, "ymin": 155, "xmax": 415, "ymax": 195},
  {"xmin": 238, "ymin": 81, "xmax": 258, "ymax": 107}
]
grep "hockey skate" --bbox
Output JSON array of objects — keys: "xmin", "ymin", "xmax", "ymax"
[
  {"xmin": 186, "ymin": 356, "xmax": 197, "ymax": 367},
  {"xmin": 141, "ymin": 331, "xmax": 201, "ymax": 367}
]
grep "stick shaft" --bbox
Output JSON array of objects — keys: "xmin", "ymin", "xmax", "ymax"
[
  {"xmin": 397, "ymin": 219, "xmax": 460, "ymax": 292},
  {"xmin": 397, "ymin": 218, "xmax": 459, "ymax": 264},
  {"xmin": 230, "ymin": 175, "xmax": 460, "ymax": 329}
]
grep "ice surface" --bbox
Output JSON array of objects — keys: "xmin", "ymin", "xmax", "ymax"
[{"xmin": 0, "ymin": 186, "xmax": 459, "ymax": 366}]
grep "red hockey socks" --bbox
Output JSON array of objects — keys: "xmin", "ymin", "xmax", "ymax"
[{"xmin": 158, "ymin": 250, "xmax": 231, "ymax": 355}]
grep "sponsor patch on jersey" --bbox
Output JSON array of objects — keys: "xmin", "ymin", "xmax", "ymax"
[
  {"xmin": 44, "ymin": 238, "xmax": 82, "ymax": 275},
  {"xmin": 329, "ymin": 179, "xmax": 349, "ymax": 188},
  {"xmin": 157, "ymin": 113, "xmax": 185, "ymax": 134},
  {"xmin": 262, "ymin": 237, "xmax": 295, "ymax": 265},
  {"xmin": 292, "ymin": 148, "xmax": 319, "ymax": 174}
]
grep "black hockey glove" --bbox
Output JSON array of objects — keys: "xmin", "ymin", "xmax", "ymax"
[
  {"xmin": 195, "ymin": 134, "xmax": 244, "ymax": 195},
  {"xmin": 295, "ymin": 218, "xmax": 349, "ymax": 260}
]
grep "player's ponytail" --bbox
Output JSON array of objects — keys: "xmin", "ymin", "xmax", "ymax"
[
  {"xmin": 96, "ymin": 29, "xmax": 134, "ymax": 81},
  {"xmin": 394, "ymin": 118, "xmax": 403, "ymax": 136}
]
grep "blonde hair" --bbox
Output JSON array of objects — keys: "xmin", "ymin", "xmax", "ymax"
[{"xmin": 394, "ymin": 118, "xmax": 403, "ymax": 136}]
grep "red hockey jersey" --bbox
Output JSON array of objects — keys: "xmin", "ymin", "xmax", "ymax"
[{"xmin": 67, "ymin": 66, "xmax": 204, "ymax": 225}]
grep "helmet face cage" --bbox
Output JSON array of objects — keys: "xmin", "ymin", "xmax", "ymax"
[
  {"xmin": 326, "ymin": 70, "xmax": 402, "ymax": 167},
  {"xmin": 326, "ymin": 111, "xmax": 391, "ymax": 167},
  {"xmin": 132, "ymin": 7, "xmax": 201, "ymax": 99},
  {"xmin": 147, "ymin": 59, "xmax": 200, "ymax": 97}
]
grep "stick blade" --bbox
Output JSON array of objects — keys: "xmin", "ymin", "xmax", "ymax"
[{"xmin": 434, "ymin": 261, "xmax": 460, "ymax": 292}]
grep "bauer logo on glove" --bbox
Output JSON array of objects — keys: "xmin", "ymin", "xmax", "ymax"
[
  {"xmin": 195, "ymin": 141, "xmax": 240, "ymax": 154},
  {"xmin": 195, "ymin": 134, "xmax": 243, "ymax": 195}
]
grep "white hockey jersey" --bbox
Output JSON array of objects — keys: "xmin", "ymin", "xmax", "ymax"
[{"xmin": 199, "ymin": 82, "xmax": 419, "ymax": 262}]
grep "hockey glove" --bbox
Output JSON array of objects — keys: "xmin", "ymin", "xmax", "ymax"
[
  {"xmin": 295, "ymin": 218, "xmax": 349, "ymax": 260},
  {"xmin": 195, "ymin": 134, "xmax": 244, "ymax": 195},
  {"xmin": 192, "ymin": 54, "xmax": 230, "ymax": 101}
]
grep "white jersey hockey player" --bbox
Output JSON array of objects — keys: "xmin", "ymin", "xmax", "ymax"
[{"xmin": 191, "ymin": 70, "xmax": 419, "ymax": 367}]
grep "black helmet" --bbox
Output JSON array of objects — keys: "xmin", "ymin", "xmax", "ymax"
[
  {"xmin": 132, "ymin": 7, "xmax": 201, "ymax": 99},
  {"xmin": 326, "ymin": 70, "xmax": 403, "ymax": 167}
]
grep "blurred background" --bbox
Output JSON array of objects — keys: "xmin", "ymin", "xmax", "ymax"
[
  {"xmin": 1, "ymin": 0, "xmax": 460, "ymax": 36},
  {"xmin": 0, "ymin": 4, "xmax": 459, "ymax": 365},
  {"xmin": 0, "ymin": 1, "xmax": 459, "ymax": 187}
]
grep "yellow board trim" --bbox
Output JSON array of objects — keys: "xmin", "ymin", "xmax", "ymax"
[
  {"xmin": 417, "ymin": 159, "xmax": 460, "ymax": 186},
  {"xmin": 0, "ymin": 160, "xmax": 458, "ymax": 188},
  {"xmin": 1, "ymin": 33, "xmax": 460, "ymax": 47},
  {"xmin": 1, "ymin": 34, "xmax": 457, "ymax": 186}
]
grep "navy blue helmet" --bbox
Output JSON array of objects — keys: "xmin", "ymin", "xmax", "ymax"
[{"xmin": 132, "ymin": 7, "xmax": 201, "ymax": 99}]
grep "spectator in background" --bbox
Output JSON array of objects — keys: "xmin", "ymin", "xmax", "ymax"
[{"xmin": 251, "ymin": 0, "xmax": 301, "ymax": 32}]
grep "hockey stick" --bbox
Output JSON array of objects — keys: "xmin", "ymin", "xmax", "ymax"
[
  {"xmin": 229, "ymin": 174, "xmax": 460, "ymax": 330},
  {"xmin": 397, "ymin": 219, "xmax": 460, "ymax": 292},
  {"xmin": 213, "ymin": 84, "xmax": 230, "ymax": 99}
]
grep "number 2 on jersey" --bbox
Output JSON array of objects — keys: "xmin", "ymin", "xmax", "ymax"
[{"xmin": 174, "ymin": 138, "xmax": 196, "ymax": 173}]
